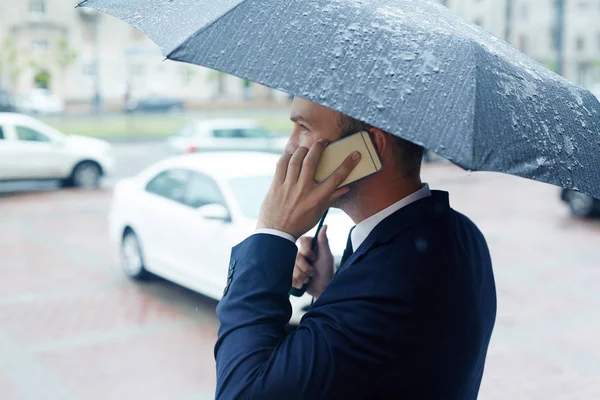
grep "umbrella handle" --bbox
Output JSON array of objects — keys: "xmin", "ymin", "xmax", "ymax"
[{"xmin": 289, "ymin": 210, "xmax": 328, "ymax": 297}]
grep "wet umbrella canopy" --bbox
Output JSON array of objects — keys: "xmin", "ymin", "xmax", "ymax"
[{"xmin": 79, "ymin": 0, "xmax": 600, "ymax": 198}]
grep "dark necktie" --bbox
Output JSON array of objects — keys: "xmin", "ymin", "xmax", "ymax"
[{"xmin": 340, "ymin": 227, "xmax": 355, "ymax": 266}]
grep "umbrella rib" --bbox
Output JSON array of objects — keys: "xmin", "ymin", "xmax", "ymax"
[
  {"xmin": 443, "ymin": 40, "xmax": 477, "ymax": 168},
  {"xmin": 342, "ymin": 23, "xmax": 390, "ymax": 107},
  {"xmin": 468, "ymin": 40, "xmax": 479, "ymax": 169},
  {"xmin": 260, "ymin": 0, "xmax": 297, "ymax": 84},
  {"xmin": 240, "ymin": 0, "xmax": 294, "ymax": 81},
  {"xmin": 265, "ymin": 0, "xmax": 319, "ymax": 92},
  {"xmin": 189, "ymin": 5, "xmax": 240, "ymax": 68},
  {"xmin": 389, "ymin": 34, "xmax": 445, "ymax": 149},
  {"xmin": 318, "ymin": 22, "xmax": 392, "ymax": 122},
  {"xmin": 213, "ymin": 3, "xmax": 256, "ymax": 72}
]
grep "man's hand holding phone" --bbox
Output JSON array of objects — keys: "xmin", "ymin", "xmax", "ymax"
[
  {"xmin": 292, "ymin": 226, "xmax": 334, "ymax": 298},
  {"xmin": 256, "ymin": 139, "xmax": 360, "ymax": 240}
]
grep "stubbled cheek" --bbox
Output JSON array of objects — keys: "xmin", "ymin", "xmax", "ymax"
[
  {"xmin": 285, "ymin": 134, "xmax": 307, "ymax": 154},
  {"xmin": 286, "ymin": 131, "xmax": 322, "ymax": 154},
  {"xmin": 298, "ymin": 136, "xmax": 319, "ymax": 151}
]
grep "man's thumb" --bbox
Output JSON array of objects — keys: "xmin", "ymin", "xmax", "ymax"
[{"xmin": 318, "ymin": 225, "xmax": 330, "ymax": 251}]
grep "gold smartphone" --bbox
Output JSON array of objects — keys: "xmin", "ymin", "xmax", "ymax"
[{"xmin": 314, "ymin": 130, "xmax": 383, "ymax": 188}]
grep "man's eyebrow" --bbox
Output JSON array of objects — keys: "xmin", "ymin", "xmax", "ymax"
[{"xmin": 290, "ymin": 115, "xmax": 311, "ymax": 125}]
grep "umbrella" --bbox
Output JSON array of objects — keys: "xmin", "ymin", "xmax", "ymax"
[{"xmin": 78, "ymin": 0, "xmax": 600, "ymax": 199}]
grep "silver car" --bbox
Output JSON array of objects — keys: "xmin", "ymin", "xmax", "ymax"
[{"xmin": 167, "ymin": 119, "xmax": 289, "ymax": 155}]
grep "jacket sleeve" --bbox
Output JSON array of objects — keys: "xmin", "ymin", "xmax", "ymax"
[{"xmin": 214, "ymin": 233, "xmax": 423, "ymax": 399}]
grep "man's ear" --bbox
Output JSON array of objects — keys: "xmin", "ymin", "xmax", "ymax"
[{"xmin": 367, "ymin": 128, "xmax": 387, "ymax": 157}]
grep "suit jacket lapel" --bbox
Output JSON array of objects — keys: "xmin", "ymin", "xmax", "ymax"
[{"xmin": 335, "ymin": 191, "xmax": 450, "ymax": 274}]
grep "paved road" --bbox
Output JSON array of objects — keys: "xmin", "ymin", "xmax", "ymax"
[
  {"xmin": 107, "ymin": 140, "xmax": 174, "ymax": 183},
  {"xmin": 1, "ymin": 145, "xmax": 600, "ymax": 399}
]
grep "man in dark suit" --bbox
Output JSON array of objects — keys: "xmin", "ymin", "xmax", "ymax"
[{"xmin": 214, "ymin": 98, "xmax": 497, "ymax": 399}]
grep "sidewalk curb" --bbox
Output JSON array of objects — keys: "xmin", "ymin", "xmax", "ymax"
[{"xmin": 104, "ymin": 136, "xmax": 168, "ymax": 144}]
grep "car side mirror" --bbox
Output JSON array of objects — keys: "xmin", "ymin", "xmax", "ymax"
[
  {"xmin": 197, "ymin": 203, "xmax": 231, "ymax": 222},
  {"xmin": 53, "ymin": 136, "xmax": 67, "ymax": 146}
]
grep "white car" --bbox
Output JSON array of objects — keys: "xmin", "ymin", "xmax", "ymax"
[
  {"xmin": 15, "ymin": 89, "xmax": 65, "ymax": 115},
  {"xmin": 0, "ymin": 113, "xmax": 115, "ymax": 188},
  {"xmin": 167, "ymin": 118, "xmax": 289, "ymax": 155},
  {"xmin": 108, "ymin": 152, "xmax": 354, "ymax": 325}
]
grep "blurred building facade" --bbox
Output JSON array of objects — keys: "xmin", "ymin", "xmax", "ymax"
[
  {"xmin": 442, "ymin": 0, "xmax": 509, "ymax": 40},
  {"xmin": 0, "ymin": 0, "xmax": 598, "ymax": 109},
  {"xmin": 509, "ymin": 0, "xmax": 600, "ymax": 88},
  {"xmin": 0, "ymin": 0, "xmax": 286, "ymax": 110},
  {"xmin": 441, "ymin": 0, "xmax": 600, "ymax": 89}
]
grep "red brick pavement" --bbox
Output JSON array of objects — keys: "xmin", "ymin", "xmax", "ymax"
[
  {"xmin": 37, "ymin": 324, "xmax": 217, "ymax": 400},
  {"xmin": 1, "ymin": 164, "xmax": 599, "ymax": 399},
  {"xmin": 0, "ymin": 285, "xmax": 186, "ymax": 344},
  {"xmin": 1, "ymin": 189, "xmax": 218, "ymax": 399}
]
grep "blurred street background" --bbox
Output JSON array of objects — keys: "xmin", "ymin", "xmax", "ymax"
[{"xmin": 1, "ymin": 0, "xmax": 600, "ymax": 399}]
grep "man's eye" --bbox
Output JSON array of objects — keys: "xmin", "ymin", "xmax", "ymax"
[{"xmin": 299, "ymin": 124, "xmax": 309, "ymax": 131}]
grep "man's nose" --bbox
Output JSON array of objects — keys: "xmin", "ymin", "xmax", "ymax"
[{"xmin": 284, "ymin": 133, "xmax": 301, "ymax": 154}]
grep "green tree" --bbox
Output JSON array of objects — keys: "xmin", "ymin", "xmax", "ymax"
[
  {"xmin": 52, "ymin": 37, "xmax": 78, "ymax": 97},
  {"xmin": 206, "ymin": 69, "xmax": 227, "ymax": 99},
  {"xmin": 0, "ymin": 36, "xmax": 29, "ymax": 90},
  {"xmin": 55, "ymin": 38, "xmax": 78, "ymax": 72},
  {"xmin": 34, "ymin": 70, "xmax": 51, "ymax": 89},
  {"xmin": 181, "ymin": 65, "xmax": 197, "ymax": 85}
]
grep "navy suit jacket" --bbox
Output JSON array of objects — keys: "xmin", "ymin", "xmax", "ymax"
[{"xmin": 214, "ymin": 191, "xmax": 496, "ymax": 399}]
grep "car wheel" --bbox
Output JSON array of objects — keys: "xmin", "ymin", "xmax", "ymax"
[
  {"xmin": 71, "ymin": 161, "xmax": 102, "ymax": 189},
  {"xmin": 121, "ymin": 230, "xmax": 150, "ymax": 280},
  {"xmin": 567, "ymin": 191, "xmax": 595, "ymax": 218}
]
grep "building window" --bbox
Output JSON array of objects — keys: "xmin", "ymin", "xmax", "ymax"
[
  {"xmin": 29, "ymin": 0, "xmax": 45, "ymax": 16},
  {"xmin": 576, "ymin": 37, "xmax": 585, "ymax": 51},
  {"xmin": 576, "ymin": 1, "xmax": 590, "ymax": 11},
  {"xmin": 32, "ymin": 40, "xmax": 49, "ymax": 53},
  {"xmin": 577, "ymin": 61, "xmax": 594, "ymax": 86}
]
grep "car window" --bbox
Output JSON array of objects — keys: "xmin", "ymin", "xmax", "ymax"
[
  {"xmin": 228, "ymin": 175, "xmax": 273, "ymax": 219},
  {"xmin": 237, "ymin": 128, "xmax": 270, "ymax": 139},
  {"xmin": 145, "ymin": 169, "xmax": 190, "ymax": 203},
  {"xmin": 185, "ymin": 172, "xmax": 226, "ymax": 208},
  {"xmin": 212, "ymin": 129, "xmax": 244, "ymax": 139},
  {"xmin": 15, "ymin": 126, "xmax": 51, "ymax": 142}
]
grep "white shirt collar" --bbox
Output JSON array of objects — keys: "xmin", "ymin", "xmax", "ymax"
[{"xmin": 350, "ymin": 183, "xmax": 432, "ymax": 252}]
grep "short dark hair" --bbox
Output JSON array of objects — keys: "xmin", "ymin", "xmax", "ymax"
[{"xmin": 337, "ymin": 114, "xmax": 424, "ymax": 179}]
